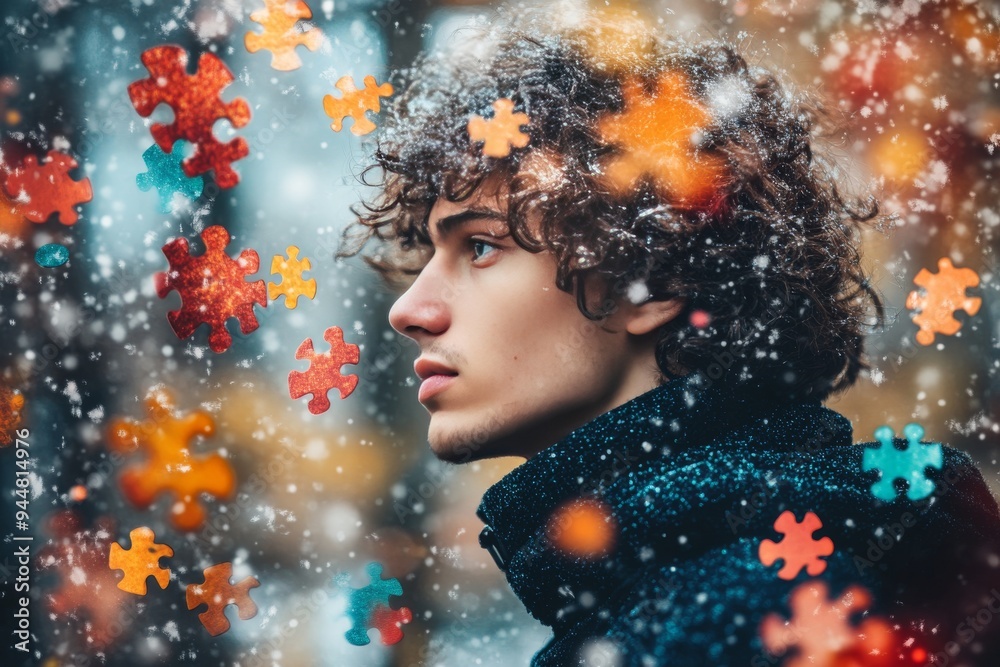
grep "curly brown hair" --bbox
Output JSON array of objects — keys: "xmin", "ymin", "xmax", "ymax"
[{"xmin": 336, "ymin": 11, "xmax": 886, "ymax": 402}]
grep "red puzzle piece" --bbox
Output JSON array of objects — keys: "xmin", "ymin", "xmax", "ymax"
[
  {"xmin": 369, "ymin": 604, "xmax": 413, "ymax": 645},
  {"xmin": 186, "ymin": 562, "xmax": 260, "ymax": 636},
  {"xmin": 760, "ymin": 581, "xmax": 896, "ymax": 667},
  {"xmin": 288, "ymin": 326, "xmax": 360, "ymax": 414},
  {"xmin": 154, "ymin": 225, "xmax": 267, "ymax": 353},
  {"xmin": 37, "ymin": 510, "xmax": 131, "ymax": 650},
  {"xmin": 3, "ymin": 150, "xmax": 93, "ymax": 225},
  {"xmin": 758, "ymin": 510, "xmax": 834, "ymax": 580},
  {"xmin": 128, "ymin": 45, "xmax": 251, "ymax": 189}
]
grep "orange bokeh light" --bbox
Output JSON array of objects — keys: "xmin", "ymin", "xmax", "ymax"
[
  {"xmin": 547, "ymin": 498, "xmax": 617, "ymax": 558},
  {"xmin": 869, "ymin": 128, "xmax": 930, "ymax": 185}
]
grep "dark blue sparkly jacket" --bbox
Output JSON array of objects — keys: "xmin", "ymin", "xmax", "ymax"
[{"xmin": 476, "ymin": 376, "xmax": 1000, "ymax": 666}]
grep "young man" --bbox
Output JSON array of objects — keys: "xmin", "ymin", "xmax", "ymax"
[{"xmin": 337, "ymin": 12, "xmax": 1000, "ymax": 667}]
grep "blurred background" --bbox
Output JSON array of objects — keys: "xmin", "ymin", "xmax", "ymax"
[{"xmin": 0, "ymin": 0, "xmax": 997, "ymax": 665}]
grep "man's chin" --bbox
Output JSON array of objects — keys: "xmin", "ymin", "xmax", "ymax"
[
  {"xmin": 424, "ymin": 402, "xmax": 526, "ymax": 462},
  {"xmin": 426, "ymin": 430, "xmax": 487, "ymax": 464},
  {"xmin": 428, "ymin": 441, "xmax": 479, "ymax": 464}
]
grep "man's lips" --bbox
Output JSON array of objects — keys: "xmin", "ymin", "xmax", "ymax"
[
  {"xmin": 414, "ymin": 357, "xmax": 458, "ymax": 380},
  {"xmin": 414, "ymin": 357, "xmax": 458, "ymax": 403},
  {"xmin": 418, "ymin": 373, "xmax": 457, "ymax": 403}
]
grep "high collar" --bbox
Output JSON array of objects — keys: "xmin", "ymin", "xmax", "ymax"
[{"xmin": 476, "ymin": 374, "xmax": 852, "ymax": 628}]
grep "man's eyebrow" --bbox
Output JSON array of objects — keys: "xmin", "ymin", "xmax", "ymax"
[{"xmin": 431, "ymin": 208, "xmax": 509, "ymax": 243}]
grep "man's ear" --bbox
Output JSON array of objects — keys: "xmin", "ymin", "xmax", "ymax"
[{"xmin": 625, "ymin": 297, "xmax": 686, "ymax": 336}]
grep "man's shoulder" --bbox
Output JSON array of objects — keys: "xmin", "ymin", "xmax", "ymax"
[{"xmin": 601, "ymin": 412, "xmax": 1000, "ymax": 586}]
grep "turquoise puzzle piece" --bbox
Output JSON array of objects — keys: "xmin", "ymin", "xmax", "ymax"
[
  {"xmin": 136, "ymin": 140, "xmax": 204, "ymax": 213},
  {"xmin": 862, "ymin": 423, "xmax": 943, "ymax": 501},
  {"xmin": 336, "ymin": 562, "xmax": 404, "ymax": 646}
]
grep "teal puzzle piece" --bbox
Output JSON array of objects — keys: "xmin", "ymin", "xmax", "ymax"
[
  {"xmin": 337, "ymin": 562, "xmax": 407, "ymax": 647},
  {"xmin": 862, "ymin": 423, "xmax": 943, "ymax": 501},
  {"xmin": 137, "ymin": 140, "xmax": 204, "ymax": 213}
]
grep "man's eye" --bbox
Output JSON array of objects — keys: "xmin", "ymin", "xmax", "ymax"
[{"xmin": 470, "ymin": 238, "xmax": 500, "ymax": 262}]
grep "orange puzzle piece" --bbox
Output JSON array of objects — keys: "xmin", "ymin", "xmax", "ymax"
[
  {"xmin": 467, "ymin": 98, "xmax": 531, "ymax": 158},
  {"xmin": 905, "ymin": 257, "xmax": 981, "ymax": 345},
  {"xmin": 107, "ymin": 386, "xmax": 235, "ymax": 531},
  {"xmin": 595, "ymin": 70, "xmax": 728, "ymax": 209},
  {"xmin": 288, "ymin": 326, "xmax": 360, "ymax": 414},
  {"xmin": 186, "ymin": 562, "xmax": 260, "ymax": 636},
  {"xmin": 245, "ymin": 0, "xmax": 323, "ymax": 71},
  {"xmin": 37, "ymin": 510, "xmax": 130, "ymax": 650},
  {"xmin": 759, "ymin": 581, "xmax": 895, "ymax": 667},
  {"xmin": 322, "ymin": 74, "xmax": 394, "ymax": 136},
  {"xmin": 758, "ymin": 510, "xmax": 834, "ymax": 580},
  {"xmin": 3, "ymin": 150, "xmax": 93, "ymax": 225},
  {"xmin": 108, "ymin": 526, "xmax": 174, "ymax": 595},
  {"xmin": 0, "ymin": 167, "xmax": 26, "ymax": 234},
  {"xmin": 128, "ymin": 45, "xmax": 251, "ymax": 189},
  {"xmin": 0, "ymin": 383, "xmax": 24, "ymax": 446},
  {"xmin": 268, "ymin": 245, "xmax": 317, "ymax": 308}
]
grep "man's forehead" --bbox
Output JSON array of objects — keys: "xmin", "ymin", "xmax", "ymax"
[{"xmin": 427, "ymin": 195, "xmax": 509, "ymax": 243}]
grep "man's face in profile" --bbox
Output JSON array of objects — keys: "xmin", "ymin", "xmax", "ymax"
[{"xmin": 387, "ymin": 178, "xmax": 664, "ymax": 463}]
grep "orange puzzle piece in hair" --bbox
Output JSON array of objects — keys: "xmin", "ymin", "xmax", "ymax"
[
  {"xmin": 905, "ymin": 257, "xmax": 981, "ymax": 345},
  {"xmin": 108, "ymin": 527, "xmax": 174, "ymax": 595},
  {"xmin": 595, "ymin": 71, "xmax": 728, "ymax": 209},
  {"xmin": 758, "ymin": 510, "xmax": 834, "ymax": 580},
  {"xmin": 467, "ymin": 98, "xmax": 531, "ymax": 158},
  {"xmin": 245, "ymin": 0, "xmax": 323, "ymax": 71},
  {"xmin": 3, "ymin": 150, "xmax": 92, "ymax": 225},
  {"xmin": 107, "ymin": 386, "xmax": 235, "ymax": 531},
  {"xmin": 186, "ymin": 562, "xmax": 260, "ymax": 636},
  {"xmin": 322, "ymin": 74, "xmax": 393, "ymax": 135}
]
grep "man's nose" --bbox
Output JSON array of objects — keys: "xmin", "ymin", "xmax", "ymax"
[{"xmin": 388, "ymin": 268, "xmax": 451, "ymax": 342}]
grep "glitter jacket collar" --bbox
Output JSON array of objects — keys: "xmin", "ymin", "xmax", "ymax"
[{"xmin": 475, "ymin": 375, "xmax": 836, "ymax": 623}]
